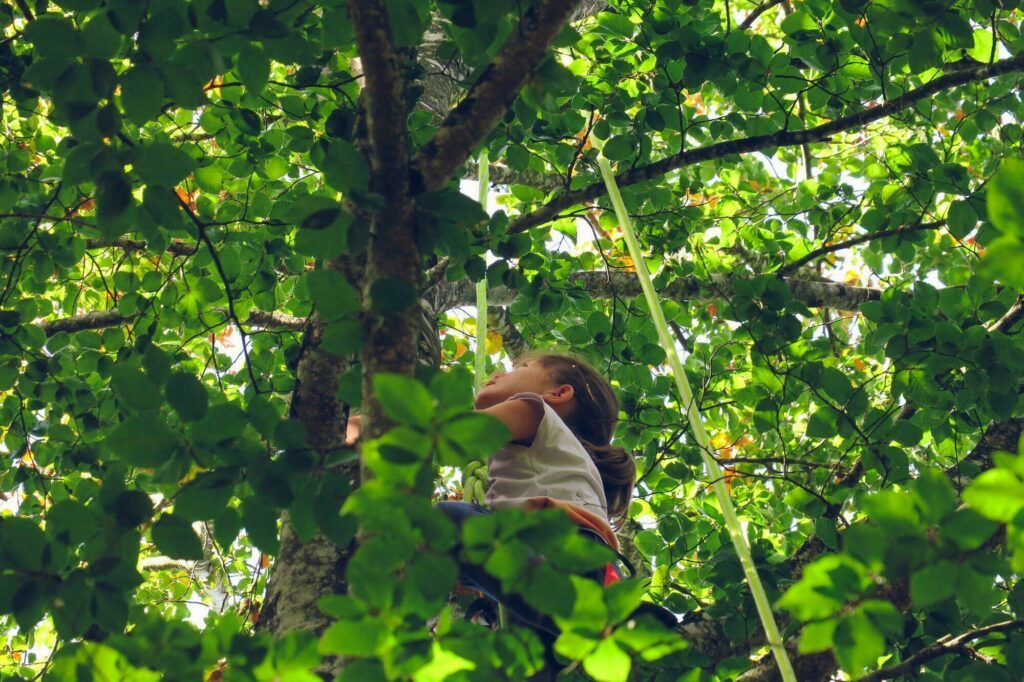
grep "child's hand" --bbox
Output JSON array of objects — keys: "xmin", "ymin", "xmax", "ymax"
[{"xmin": 344, "ymin": 414, "xmax": 361, "ymax": 446}]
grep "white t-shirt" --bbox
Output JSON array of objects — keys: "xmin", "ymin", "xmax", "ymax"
[{"xmin": 486, "ymin": 392, "xmax": 610, "ymax": 522}]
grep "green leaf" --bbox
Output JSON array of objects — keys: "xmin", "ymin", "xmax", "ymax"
[
  {"xmin": 81, "ymin": 13, "xmax": 122, "ymax": 58},
  {"xmin": 151, "ymin": 513, "xmax": 204, "ymax": 560},
  {"xmin": 987, "ymin": 158, "xmax": 1024, "ymax": 238},
  {"xmin": 385, "ymin": 0, "xmax": 430, "ymax": 46},
  {"xmin": 373, "ymin": 373, "xmax": 434, "ymax": 427},
  {"xmin": 583, "ymin": 638, "xmax": 632, "ymax": 682},
  {"xmin": 191, "ymin": 403, "xmax": 247, "ymax": 446},
  {"xmin": 0, "ymin": 518, "xmax": 47, "ymax": 570},
  {"xmin": 120, "ymin": 66, "xmax": 166, "ymax": 124},
  {"xmin": 805, "ymin": 408, "xmax": 837, "ymax": 439},
  {"xmin": 95, "ymin": 170, "xmax": 133, "ymax": 220},
  {"xmin": 166, "ymin": 372, "xmax": 209, "ymax": 422},
  {"xmin": 291, "ymin": 195, "xmax": 345, "ymax": 231},
  {"xmin": 832, "ymin": 611, "xmax": 885, "ymax": 675},
  {"xmin": 819, "ymin": 367, "xmax": 853, "ymax": 402},
  {"xmin": 175, "ymin": 471, "xmax": 236, "ymax": 521},
  {"xmin": 242, "ymin": 495, "xmax": 280, "ymax": 554},
  {"xmin": 52, "ymin": 573, "xmax": 92, "ymax": 639},
  {"xmin": 939, "ymin": 508, "xmax": 999, "ymax": 551},
  {"xmin": 911, "ymin": 467, "xmax": 955, "ymax": 523},
  {"xmin": 967, "ymin": 27, "xmax": 995, "ymax": 63},
  {"xmin": 193, "ymin": 165, "xmax": 222, "ymax": 193},
  {"xmin": 780, "ymin": 10, "xmax": 816, "ymax": 38},
  {"xmin": 889, "ymin": 420, "xmax": 923, "ymax": 446},
  {"xmin": 319, "ymin": 617, "xmax": 387, "ymax": 656},
  {"xmin": 110, "ymin": 365, "xmax": 163, "ymax": 410},
  {"xmin": 964, "ymin": 468, "xmax": 1024, "ymax": 521},
  {"xmin": 980, "ymin": 235, "xmax": 1024, "ymax": 290},
  {"xmin": 798, "ymin": 619, "xmax": 837, "ymax": 653},
  {"xmin": 604, "ymin": 579, "xmax": 645, "ymax": 625},
  {"xmin": 602, "ymin": 135, "xmax": 634, "ymax": 162},
  {"xmin": 778, "ymin": 555, "xmax": 868, "ymax": 621},
  {"xmin": 321, "ymin": 321, "xmax": 364, "ymax": 356},
  {"xmin": 320, "ymin": 140, "xmax": 370, "ymax": 193},
  {"xmin": 23, "ymin": 15, "xmax": 82, "ymax": 58},
  {"xmin": 133, "ymin": 142, "xmax": 196, "ymax": 187},
  {"xmin": 236, "ymin": 43, "xmax": 270, "ymax": 92},
  {"xmin": 522, "ymin": 561, "xmax": 576, "ymax": 618},
  {"xmin": 910, "ymin": 561, "xmax": 956, "ymax": 608},
  {"xmin": 110, "ymin": 490, "xmax": 153, "ymax": 528},
  {"xmin": 105, "ymin": 414, "xmax": 178, "ymax": 468},
  {"xmin": 306, "ymin": 269, "xmax": 360, "ymax": 320},
  {"xmin": 946, "ymin": 200, "xmax": 977, "ymax": 238},
  {"xmin": 438, "ymin": 413, "xmax": 510, "ymax": 466}
]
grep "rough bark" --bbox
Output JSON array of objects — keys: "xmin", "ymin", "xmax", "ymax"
[
  {"xmin": 33, "ymin": 270, "xmax": 882, "ymax": 340},
  {"xmin": 256, "ymin": 318, "xmax": 356, "ymax": 641},
  {"xmin": 416, "ymin": 1, "xmax": 607, "ymax": 125},
  {"xmin": 413, "ymin": 0, "xmax": 582, "ymax": 193},
  {"xmin": 35, "ymin": 308, "xmax": 305, "ymax": 337},
  {"xmin": 506, "ymin": 54, "xmax": 1024, "ymax": 235},
  {"xmin": 738, "ymin": 0, "xmax": 786, "ymax": 30},
  {"xmin": 857, "ymin": 619, "xmax": 1024, "ymax": 682},
  {"xmin": 349, "ymin": 0, "xmax": 421, "ymax": 442},
  {"xmin": 432, "ymin": 271, "xmax": 882, "ymax": 314},
  {"xmin": 463, "ymin": 158, "xmax": 568, "ymax": 192},
  {"xmin": 487, "ymin": 304, "xmax": 528, "ymax": 359}
]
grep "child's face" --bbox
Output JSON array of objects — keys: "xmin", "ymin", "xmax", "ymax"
[{"xmin": 474, "ymin": 358, "xmax": 562, "ymax": 409}]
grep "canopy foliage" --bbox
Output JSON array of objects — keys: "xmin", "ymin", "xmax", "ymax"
[{"xmin": 1, "ymin": 0, "xmax": 1023, "ymax": 680}]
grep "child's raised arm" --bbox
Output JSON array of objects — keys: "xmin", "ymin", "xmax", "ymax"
[{"xmin": 478, "ymin": 397, "xmax": 544, "ymax": 445}]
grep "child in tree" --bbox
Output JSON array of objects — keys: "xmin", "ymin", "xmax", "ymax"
[
  {"xmin": 439, "ymin": 351, "xmax": 634, "ymax": 539},
  {"xmin": 347, "ymin": 353, "xmax": 639, "ymax": 631},
  {"xmin": 436, "ymin": 352, "xmax": 637, "ymax": 633}
]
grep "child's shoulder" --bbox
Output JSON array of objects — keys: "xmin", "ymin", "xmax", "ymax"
[{"xmin": 480, "ymin": 393, "xmax": 547, "ymax": 445}]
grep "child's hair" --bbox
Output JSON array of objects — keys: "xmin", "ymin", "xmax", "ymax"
[{"xmin": 528, "ymin": 352, "xmax": 636, "ymax": 520}]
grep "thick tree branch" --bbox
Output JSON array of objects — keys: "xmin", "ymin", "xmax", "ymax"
[
  {"xmin": 348, "ymin": 0, "xmax": 409, "ymax": 192},
  {"xmin": 776, "ymin": 221, "xmax": 945, "ymax": 276},
  {"xmin": 39, "ymin": 310, "xmax": 132, "ymax": 336},
  {"xmin": 432, "ymin": 271, "xmax": 882, "ymax": 314},
  {"xmin": 349, "ymin": 0, "xmax": 423, "ymax": 445},
  {"xmin": 990, "ymin": 294, "xmax": 1024, "ymax": 334},
  {"xmin": 858, "ymin": 619, "xmax": 1024, "ymax": 682},
  {"xmin": 507, "ymin": 54, "xmax": 1024, "ymax": 234},
  {"xmin": 738, "ymin": 0, "xmax": 785, "ymax": 30},
  {"xmin": 140, "ymin": 556, "xmax": 196, "ymax": 571},
  {"xmin": 486, "ymin": 305, "xmax": 528, "ymax": 359},
  {"xmin": 36, "ymin": 308, "xmax": 306, "ymax": 337},
  {"xmin": 463, "ymin": 159, "xmax": 567, "ymax": 192},
  {"xmin": 413, "ymin": 0, "xmax": 581, "ymax": 193},
  {"xmin": 85, "ymin": 238, "xmax": 198, "ymax": 257}
]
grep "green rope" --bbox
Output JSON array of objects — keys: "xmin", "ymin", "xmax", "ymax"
[
  {"xmin": 596, "ymin": 156, "xmax": 797, "ymax": 682},
  {"xmin": 463, "ymin": 149, "xmax": 491, "ymax": 508},
  {"xmin": 474, "ymin": 149, "xmax": 490, "ymax": 394},
  {"xmin": 462, "ymin": 150, "xmax": 491, "ymax": 505},
  {"xmin": 472, "ymin": 150, "xmax": 507, "ymax": 629}
]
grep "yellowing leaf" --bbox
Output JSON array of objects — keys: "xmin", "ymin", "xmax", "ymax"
[
  {"xmin": 485, "ymin": 330, "xmax": 503, "ymax": 354},
  {"xmin": 710, "ymin": 432, "xmax": 731, "ymax": 450}
]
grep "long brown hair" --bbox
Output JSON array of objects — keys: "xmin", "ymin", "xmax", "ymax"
[{"xmin": 529, "ymin": 353, "xmax": 636, "ymax": 520}]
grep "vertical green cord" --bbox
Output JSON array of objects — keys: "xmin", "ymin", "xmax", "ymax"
[
  {"xmin": 474, "ymin": 149, "xmax": 490, "ymax": 393},
  {"xmin": 474, "ymin": 150, "xmax": 507, "ymax": 629},
  {"xmin": 597, "ymin": 157, "xmax": 796, "ymax": 682}
]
